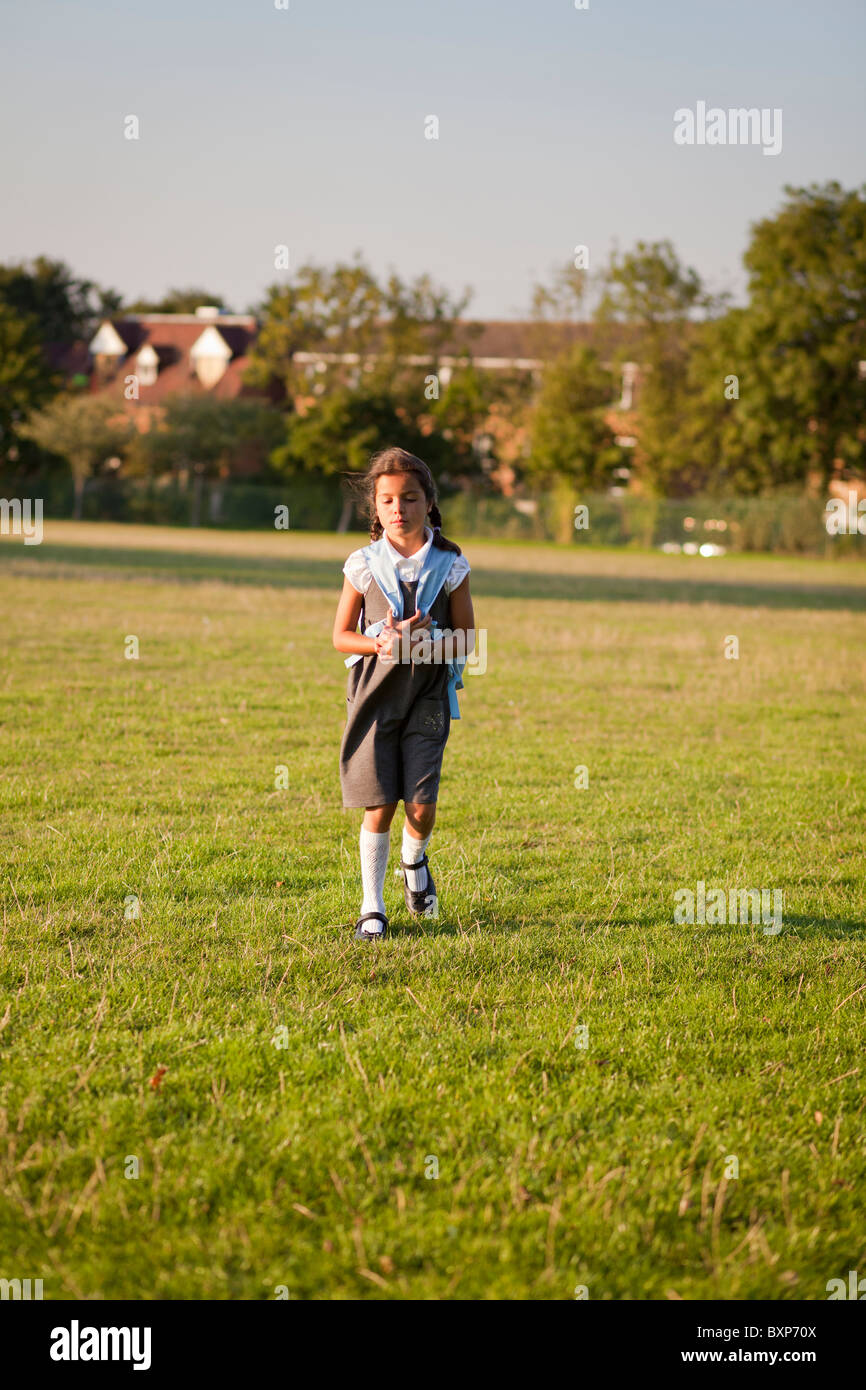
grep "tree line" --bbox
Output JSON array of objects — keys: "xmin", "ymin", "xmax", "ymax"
[{"xmin": 1, "ymin": 180, "xmax": 863, "ymax": 508}]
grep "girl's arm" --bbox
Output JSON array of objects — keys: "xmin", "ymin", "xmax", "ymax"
[
  {"xmin": 445, "ymin": 576, "xmax": 476, "ymax": 661},
  {"xmin": 332, "ymin": 578, "xmax": 378, "ymax": 656}
]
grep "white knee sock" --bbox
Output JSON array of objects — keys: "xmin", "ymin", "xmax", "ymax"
[
  {"xmin": 402, "ymin": 825, "xmax": 432, "ymax": 892},
  {"xmin": 360, "ymin": 826, "xmax": 390, "ymax": 917}
]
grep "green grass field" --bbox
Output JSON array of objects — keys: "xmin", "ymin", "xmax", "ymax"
[{"xmin": 1, "ymin": 521, "xmax": 864, "ymax": 1300}]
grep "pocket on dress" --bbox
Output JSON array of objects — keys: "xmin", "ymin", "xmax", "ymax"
[{"xmin": 405, "ymin": 696, "xmax": 448, "ymax": 740}]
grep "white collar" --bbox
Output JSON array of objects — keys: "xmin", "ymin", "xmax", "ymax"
[{"xmin": 383, "ymin": 524, "xmax": 433, "ymax": 571}]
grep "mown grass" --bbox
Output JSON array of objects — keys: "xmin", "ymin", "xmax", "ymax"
[{"xmin": 0, "ymin": 522, "xmax": 864, "ymax": 1300}]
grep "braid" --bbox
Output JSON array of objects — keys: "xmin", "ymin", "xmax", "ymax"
[{"xmin": 428, "ymin": 503, "xmax": 462, "ymax": 556}]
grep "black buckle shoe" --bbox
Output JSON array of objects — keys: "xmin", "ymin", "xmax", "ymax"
[
  {"xmin": 400, "ymin": 854, "xmax": 438, "ymax": 919},
  {"xmin": 354, "ymin": 911, "xmax": 388, "ymax": 940}
]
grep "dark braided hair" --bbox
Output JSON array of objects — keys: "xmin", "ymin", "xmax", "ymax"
[{"xmin": 355, "ymin": 447, "xmax": 462, "ymax": 554}]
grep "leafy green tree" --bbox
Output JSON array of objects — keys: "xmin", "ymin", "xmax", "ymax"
[
  {"xmin": 426, "ymin": 364, "xmax": 511, "ymax": 477},
  {"xmin": 656, "ymin": 182, "xmax": 866, "ymax": 495},
  {"xmin": 270, "ymin": 384, "xmax": 453, "ymax": 488},
  {"xmin": 654, "ymin": 308, "xmax": 762, "ymax": 495},
  {"xmin": 722, "ymin": 181, "xmax": 866, "ymax": 490},
  {"xmin": 596, "ymin": 239, "xmax": 715, "ymax": 332},
  {"xmin": 246, "ymin": 256, "xmax": 384, "ymax": 401},
  {"xmin": 0, "ymin": 303, "xmax": 61, "ymax": 463},
  {"xmin": 529, "ymin": 261, "xmax": 592, "ymax": 360},
  {"xmin": 372, "ymin": 270, "xmax": 473, "ymax": 390},
  {"xmin": 18, "ymin": 395, "xmax": 135, "ymax": 518},
  {"xmin": 247, "ymin": 255, "xmax": 472, "ymax": 406},
  {"xmin": 135, "ymin": 395, "xmax": 285, "ymax": 481},
  {"xmin": 526, "ymin": 345, "xmax": 622, "ymax": 489},
  {"xmin": 0, "ymin": 256, "xmax": 121, "ymax": 344},
  {"xmin": 0, "ymin": 257, "xmax": 122, "ymax": 466},
  {"xmin": 595, "ymin": 240, "xmax": 726, "ymax": 494}
]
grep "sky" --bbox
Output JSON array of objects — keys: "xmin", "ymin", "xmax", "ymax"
[{"xmin": 1, "ymin": 0, "xmax": 864, "ymax": 321}]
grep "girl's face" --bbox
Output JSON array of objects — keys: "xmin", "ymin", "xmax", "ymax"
[{"xmin": 374, "ymin": 473, "xmax": 431, "ymax": 546}]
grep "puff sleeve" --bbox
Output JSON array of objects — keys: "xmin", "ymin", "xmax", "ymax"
[
  {"xmin": 342, "ymin": 550, "xmax": 370, "ymax": 594},
  {"xmin": 444, "ymin": 554, "xmax": 471, "ymax": 594}
]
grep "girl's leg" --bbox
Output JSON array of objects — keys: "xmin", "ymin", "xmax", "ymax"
[
  {"xmin": 363, "ymin": 804, "xmax": 398, "ymax": 833},
  {"xmin": 402, "ymin": 800, "xmax": 436, "ymax": 891},
  {"xmin": 359, "ymin": 803, "xmax": 397, "ymax": 917}
]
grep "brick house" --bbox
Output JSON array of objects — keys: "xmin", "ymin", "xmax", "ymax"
[
  {"xmin": 85, "ymin": 306, "xmax": 274, "ymax": 407},
  {"xmin": 73, "ymin": 306, "xmax": 282, "ymax": 477}
]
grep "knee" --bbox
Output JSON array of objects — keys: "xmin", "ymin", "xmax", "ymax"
[
  {"xmin": 404, "ymin": 800, "xmax": 436, "ymax": 835},
  {"xmin": 364, "ymin": 803, "xmax": 398, "ymax": 831}
]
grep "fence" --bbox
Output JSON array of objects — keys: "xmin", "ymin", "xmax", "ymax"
[
  {"xmin": 0, "ymin": 473, "xmax": 346, "ymax": 531},
  {"xmin": 440, "ymin": 489, "xmax": 865, "ymax": 555},
  {"xmin": 1, "ymin": 473, "xmax": 863, "ymax": 556}
]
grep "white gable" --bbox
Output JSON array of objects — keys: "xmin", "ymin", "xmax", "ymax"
[
  {"xmin": 136, "ymin": 343, "xmax": 159, "ymax": 365},
  {"xmin": 88, "ymin": 320, "xmax": 127, "ymax": 356},
  {"xmin": 190, "ymin": 326, "xmax": 231, "ymax": 360}
]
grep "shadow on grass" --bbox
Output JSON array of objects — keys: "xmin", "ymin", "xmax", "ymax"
[
  {"xmin": 578, "ymin": 913, "xmax": 866, "ymax": 938},
  {"xmin": 3, "ymin": 543, "xmax": 866, "ymax": 611},
  {"xmin": 768, "ymin": 912, "xmax": 866, "ymax": 938},
  {"xmin": 345, "ymin": 913, "xmax": 866, "ymax": 943}
]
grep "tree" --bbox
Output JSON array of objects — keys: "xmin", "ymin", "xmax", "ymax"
[
  {"xmin": 656, "ymin": 182, "xmax": 866, "ymax": 495},
  {"xmin": 426, "ymin": 364, "xmax": 511, "ymax": 477},
  {"xmin": 723, "ymin": 181, "xmax": 866, "ymax": 490},
  {"xmin": 246, "ymin": 255, "xmax": 384, "ymax": 402},
  {"xmin": 0, "ymin": 257, "xmax": 122, "ymax": 466},
  {"xmin": 0, "ymin": 255, "xmax": 121, "ymax": 345},
  {"xmin": 529, "ymin": 261, "xmax": 592, "ymax": 360},
  {"xmin": 270, "ymin": 383, "xmax": 455, "ymax": 531},
  {"xmin": 596, "ymin": 239, "xmax": 715, "ymax": 331},
  {"xmin": 18, "ymin": 395, "xmax": 135, "ymax": 519},
  {"xmin": 595, "ymin": 240, "xmax": 726, "ymax": 494},
  {"xmin": 246, "ymin": 255, "xmax": 473, "ymax": 406},
  {"xmin": 273, "ymin": 384, "xmax": 450, "ymax": 475},
  {"xmin": 526, "ymin": 345, "xmax": 622, "ymax": 489},
  {"xmin": 135, "ymin": 395, "xmax": 285, "ymax": 483},
  {"xmin": 373, "ymin": 269, "xmax": 474, "ymax": 390},
  {"xmin": 0, "ymin": 303, "xmax": 61, "ymax": 463}
]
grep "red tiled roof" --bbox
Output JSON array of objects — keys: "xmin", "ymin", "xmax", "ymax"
[
  {"xmin": 86, "ymin": 314, "xmax": 265, "ymax": 403},
  {"xmin": 446, "ymin": 319, "xmax": 639, "ymax": 360}
]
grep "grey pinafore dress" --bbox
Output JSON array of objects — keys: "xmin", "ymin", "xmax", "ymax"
[{"xmin": 339, "ymin": 568, "xmax": 453, "ymax": 809}]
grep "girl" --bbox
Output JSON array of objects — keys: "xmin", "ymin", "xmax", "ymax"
[{"xmin": 333, "ymin": 447, "xmax": 475, "ymax": 940}]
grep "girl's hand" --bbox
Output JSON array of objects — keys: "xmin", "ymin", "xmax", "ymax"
[
  {"xmin": 374, "ymin": 630, "xmax": 395, "ymax": 660},
  {"xmin": 395, "ymin": 606, "xmax": 431, "ymax": 637},
  {"xmin": 375, "ymin": 607, "xmax": 431, "ymax": 660},
  {"xmin": 374, "ymin": 609, "xmax": 398, "ymax": 661}
]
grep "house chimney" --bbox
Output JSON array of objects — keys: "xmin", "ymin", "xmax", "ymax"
[{"xmin": 195, "ymin": 305, "xmax": 221, "ymax": 319}]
